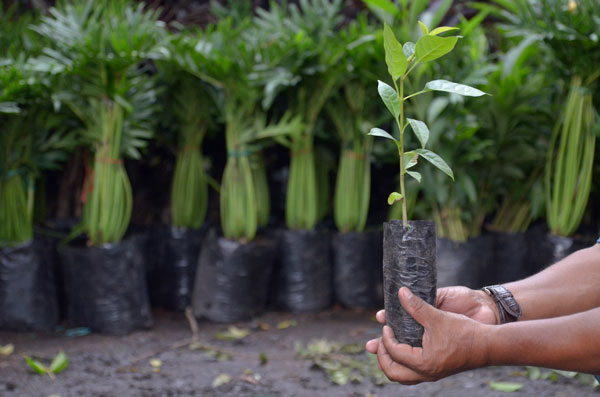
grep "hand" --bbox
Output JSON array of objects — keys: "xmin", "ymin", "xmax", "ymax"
[
  {"xmin": 366, "ymin": 287, "xmax": 490, "ymax": 384},
  {"xmin": 437, "ymin": 286, "xmax": 500, "ymax": 325}
]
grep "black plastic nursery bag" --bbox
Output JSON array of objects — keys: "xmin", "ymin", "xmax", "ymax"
[
  {"xmin": 0, "ymin": 240, "xmax": 59, "ymax": 331},
  {"xmin": 149, "ymin": 226, "xmax": 204, "ymax": 311},
  {"xmin": 383, "ymin": 220, "xmax": 436, "ymax": 347},
  {"xmin": 59, "ymin": 235, "xmax": 152, "ymax": 335},
  {"xmin": 437, "ymin": 235, "xmax": 493, "ymax": 289},
  {"xmin": 274, "ymin": 229, "xmax": 332, "ymax": 312},
  {"xmin": 332, "ymin": 230, "xmax": 383, "ymax": 309},
  {"xmin": 192, "ymin": 230, "xmax": 276, "ymax": 323}
]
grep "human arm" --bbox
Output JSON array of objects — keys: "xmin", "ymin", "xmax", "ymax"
[
  {"xmin": 503, "ymin": 243, "xmax": 600, "ymax": 320},
  {"xmin": 366, "ymin": 287, "xmax": 600, "ymax": 384},
  {"xmin": 435, "ymin": 243, "xmax": 600, "ymax": 324}
]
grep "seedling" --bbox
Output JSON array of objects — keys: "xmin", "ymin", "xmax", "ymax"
[
  {"xmin": 369, "ymin": 22, "xmax": 488, "ymax": 227},
  {"xmin": 24, "ymin": 351, "xmax": 69, "ymax": 379}
]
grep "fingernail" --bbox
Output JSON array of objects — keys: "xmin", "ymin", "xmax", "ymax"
[{"xmin": 401, "ymin": 287, "xmax": 413, "ymax": 299}]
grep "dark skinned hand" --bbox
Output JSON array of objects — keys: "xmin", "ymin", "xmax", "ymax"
[{"xmin": 365, "ymin": 287, "xmax": 491, "ymax": 384}]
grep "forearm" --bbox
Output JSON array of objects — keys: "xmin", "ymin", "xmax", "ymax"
[
  {"xmin": 482, "ymin": 307, "xmax": 600, "ymax": 373},
  {"xmin": 504, "ymin": 243, "xmax": 600, "ymax": 320}
]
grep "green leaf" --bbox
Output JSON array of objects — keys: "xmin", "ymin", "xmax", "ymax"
[
  {"xmin": 387, "ymin": 192, "xmax": 403, "ymax": 205},
  {"xmin": 415, "ymin": 149, "xmax": 454, "ymax": 180},
  {"xmin": 330, "ymin": 369, "xmax": 350, "ymax": 385},
  {"xmin": 407, "ymin": 171, "xmax": 422, "ymax": 183},
  {"xmin": 49, "ymin": 351, "xmax": 69, "ymax": 374},
  {"xmin": 113, "ymin": 95, "xmax": 133, "ymax": 113},
  {"xmin": 259, "ymin": 352, "xmax": 268, "ymax": 365},
  {"xmin": 553, "ymin": 370, "xmax": 578, "ymax": 378},
  {"xmin": 526, "ymin": 366, "xmax": 542, "ymax": 380},
  {"xmin": 407, "ymin": 118, "xmax": 429, "ymax": 148},
  {"xmin": 488, "ymin": 382, "xmax": 523, "ymax": 392},
  {"xmin": 428, "ymin": 26, "xmax": 459, "ymax": 36},
  {"xmin": 418, "ymin": 20, "xmax": 429, "ymax": 35},
  {"xmin": 403, "ymin": 42, "xmax": 415, "ymax": 59},
  {"xmin": 383, "ymin": 24, "xmax": 407, "ymax": 81},
  {"xmin": 404, "ymin": 151, "xmax": 419, "ymax": 169},
  {"xmin": 24, "ymin": 356, "xmax": 47, "ymax": 375},
  {"xmin": 0, "ymin": 102, "xmax": 20, "ymax": 113},
  {"xmin": 415, "ymin": 35, "xmax": 458, "ymax": 63},
  {"xmin": 377, "ymin": 80, "xmax": 400, "ymax": 119},
  {"xmin": 369, "ymin": 127, "xmax": 397, "ymax": 142},
  {"xmin": 425, "ymin": 80, "xmax": 488, "ymax": 97},
  {"xmin": 363, "ymin": 0, "xmax": 398, "ymax": 15},
  {"xmin": 458, "ymin": 174, "xmax": 477, "ymax": 203}
]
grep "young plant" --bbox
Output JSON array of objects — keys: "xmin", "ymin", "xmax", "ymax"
[
  {"xmin": 0, "ymin": 8, "xmax": 76, "ymax": 248},
  {"xmin": 170, "ymin": 17, "xmax": 302, "ymax": 241},
  {"xmin": 169, "ymin": 76, "xmax": 212, "ymax": 229},
  {"xmin": 32, "ymin": 0, "xmax": 164, "ymax": 245},
  {"xmin": 253, "ymin": 0, "xmax": 346, "ymax": 230},
  {"xmin": 369, "ymin": 22, "xmax": 488, "ymax": 227}
]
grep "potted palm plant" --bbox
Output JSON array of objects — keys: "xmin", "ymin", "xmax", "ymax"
[
  {"xmin": 252, "ymin": 0, "xmax": 347, "ymax": 313},
  {"xmin": 325, "ymin": 14, "xmax": 385, "ymax": 309},
  {"xmin": 149, "ymin": 32, "xmax": 217, "ymax": 312},
  {"xmin": 32, "ymin": 0, "xmax": 164, "ymax": 335},
  {"xmin": 187, "ymin": 14, "xmax": 303, "ymax": 323},
  {"xmin": 368, "ymin": 21, "xmax": 487, "ymax": 346},
  {"xmin": 0, "ymin": 6, "xmax": 77, "ymax": 331}
]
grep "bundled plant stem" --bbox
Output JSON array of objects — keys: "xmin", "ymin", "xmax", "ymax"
[
  {"xmin": 327, "ymin": 83, "xmax": 373, "ymax": 233},
  {"xmin": 83, "ymin": 101, "xmax": 132, "ymax": 245},
  {"xmin": 170, "ymin": 79, "xmax": 210, "ymax": 229},
  {"xmin": 545, "ymin": 75, "xmax": 597, "ymax": 236}
]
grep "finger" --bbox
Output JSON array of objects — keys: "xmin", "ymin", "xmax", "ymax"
[
  {"xmin": 365, "ymin": 338, "xmax": 379, "ymax": 354},
  {"xmin": 376, "ymin": 310, "xmax": 386, "ymax": 324},
  {"xmin": 377, "ymin": 335, "xmax": 428, "ymax": 385},
  {"xmin": 399, "ymin": 287, "xmax": 438, "ymax": 326},
  {"xmin": 380, "ymin": 325, "xmax": 423, "ymax": 369},
  {"xmin": 436, "ymin": 287, "xmax": 449, "ymax": 307}
]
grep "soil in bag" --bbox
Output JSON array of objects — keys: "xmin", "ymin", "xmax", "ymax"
[
  {"xmin": 192, "ymin": 230, "xmax": 276, "ymax": 323},
  {"xmin": 383, "ymin": 220, "xmax": 436, "ymax": 347},
  {"xmin": 437, "ymin": 235, "xmax": 493, "ymax": 289},
  {"xmin": 149, "ymin": 226, "xmax": 204, "ymax": 311},
  {"xmin": 0, "ymin": 240, "xmax": 59, "ymax": 331},
  {"xmin": 273, "ymin": 229, "xmax": 332, "ymax": 312},
  {"xmin": 332, "ymin": 230, "xmax": 383, "ymax": 309},
  {"xmin": 59, "ymin": 235, "xmax": 152, "ymax": 335}
]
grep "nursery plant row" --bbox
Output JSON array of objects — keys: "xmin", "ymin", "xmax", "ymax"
[{"xmin": 1, "ymin": 0, "xmax": 599, "ymax": 334}]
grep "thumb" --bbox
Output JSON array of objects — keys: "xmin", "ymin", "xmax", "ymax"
[{"xmin": 398, "ymin": 287, "xmax": 437, "ymax": 326}]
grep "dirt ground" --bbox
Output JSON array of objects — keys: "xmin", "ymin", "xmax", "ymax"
[{"xmin": 1, "ymin": 309, "xmax": 598, "ymax": 397}]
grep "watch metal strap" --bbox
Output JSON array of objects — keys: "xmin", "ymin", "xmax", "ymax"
[{"xmin": 482, "ymin": 285, "xmax": 522, "ymax": 324}]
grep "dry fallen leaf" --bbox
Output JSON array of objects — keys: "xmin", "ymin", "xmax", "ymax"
[
  {"xmin": 215, "ymin": 326, "xmax": 251, "ymax": 341},
  {"xmin": 276, "ymin": 319, "xmax": 297, "ymax": 330},
  {"xmin": 0, "ymin": 344, "xmax": 14, "ymax": 356},
  {"xmin": 149, "ymin": 358, "xmax": 162, "ymax": 373},
  {"xmin": 212, "ymin": 373, "xmax": 232, "ymax": 388}
]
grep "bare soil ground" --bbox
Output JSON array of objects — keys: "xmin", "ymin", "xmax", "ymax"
[{"xmin": 1, "ymin": 309, "xmax": 598, "ymax": 397}]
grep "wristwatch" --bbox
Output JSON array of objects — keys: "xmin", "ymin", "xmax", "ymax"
[{"xmin": 482, "ymin": 285, "xmax": 522, "ymax": 324}]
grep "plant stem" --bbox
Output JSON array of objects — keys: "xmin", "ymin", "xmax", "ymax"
[{"xmin": 394, "ymin": 78, "xmax": 408, "ymax": 227}]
